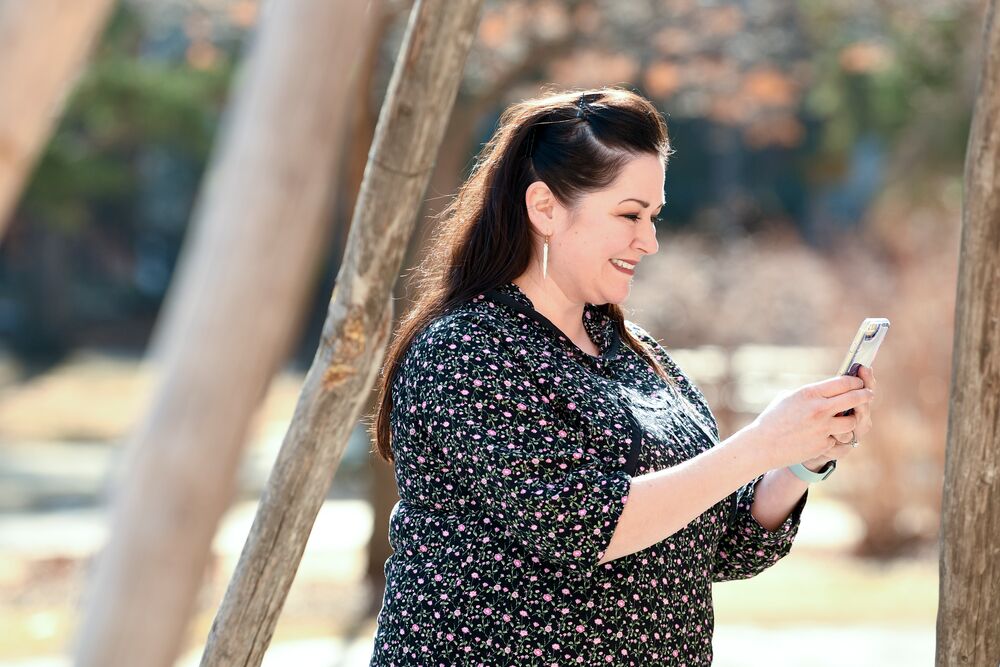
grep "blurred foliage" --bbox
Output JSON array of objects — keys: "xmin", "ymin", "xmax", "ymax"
[
  {"xmin": 798, "ymin": 0, "xmax": 978, "ymax": 176},
  {"xmin": 20, "ymin": 5, "xmax": 235, "ymax": 232},
  {"xmin": 0, "ymin": 3, "xmax": 242, "ymax": 361}
]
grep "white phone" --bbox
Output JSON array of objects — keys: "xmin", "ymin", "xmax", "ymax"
[{"xmin": 835, "ymin": 317, "xmax": 890, "ymax": 417}]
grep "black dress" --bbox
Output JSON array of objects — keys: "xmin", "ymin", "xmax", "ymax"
[{"xmin": 369, "ymin": 280, "xmax": 808, "ymax": 666}]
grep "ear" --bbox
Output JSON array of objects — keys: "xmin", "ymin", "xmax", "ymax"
[{"xmin": 524, "ymin": 180, "xmax": 558, "ymax": 235}]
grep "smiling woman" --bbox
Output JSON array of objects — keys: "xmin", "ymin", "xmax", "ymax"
[{"xmin": 365, "ymin": 87, "xmax": 806, "ymax": 666}]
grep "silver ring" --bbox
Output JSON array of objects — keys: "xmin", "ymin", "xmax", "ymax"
[{"xmin": 849, "ymin": 430, "xmax": 859, "ymax": 448}]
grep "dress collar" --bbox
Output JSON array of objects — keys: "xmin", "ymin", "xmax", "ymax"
[{"xmin": 483, "ymin": 281, "xmax": 621, "ymax": 362}]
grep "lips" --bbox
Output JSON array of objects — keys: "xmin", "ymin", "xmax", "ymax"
[{"xmin": 610, "ymin": 259, "xmax": 636, "ymax": 275}]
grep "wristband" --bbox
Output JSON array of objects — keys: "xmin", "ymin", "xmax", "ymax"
[{"xmin": 788, "ymin": 460, "xmax": 836, "ymax": 483}]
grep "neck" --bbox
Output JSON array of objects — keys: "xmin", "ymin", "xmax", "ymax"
[{"xmin": 511, "ymin": 273, "xmax": 588, "ymax": 341}]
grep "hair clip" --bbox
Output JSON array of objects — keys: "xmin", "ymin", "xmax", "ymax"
[{"xmin": 576, "ymin": 98, "xmax": 588, "ymax": 119}]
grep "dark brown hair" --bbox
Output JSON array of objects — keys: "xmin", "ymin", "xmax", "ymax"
[{"xmin": 369, "ymin": 85, "xmax": 678, "ymax": 464}]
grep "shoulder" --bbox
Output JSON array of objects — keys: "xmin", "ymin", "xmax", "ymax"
[
  {"xmin": 413, "ymin": 309, "xmax": 508, "ymax": 352},
  {"xmin": 401, "ymin": 310, "xmax": 516, "ymax": 379},
  {"xmin": 625, "ymin": 319, "xmax": 718, "ymax": 428},
  {"xmin": 623, "ymin": 319, "xmax": 682, "ymax": 375},
  {"xmin": 623, "ymin": 319, "xmax": 660, "ymax": 349}
]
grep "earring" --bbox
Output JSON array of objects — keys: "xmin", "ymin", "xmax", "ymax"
[{"xmin": 542, "ymin": 235, "xmax": 550, "ymax": 280}]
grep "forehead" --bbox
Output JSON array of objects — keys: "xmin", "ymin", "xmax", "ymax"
[{"xmin": 599, "ymin": 154, "xmax": 665, "ymax": 202}]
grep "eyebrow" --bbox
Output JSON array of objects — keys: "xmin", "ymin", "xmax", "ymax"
[{"xmin": 619, "ymin": 198, "xmax": 665, "ymax": 209}]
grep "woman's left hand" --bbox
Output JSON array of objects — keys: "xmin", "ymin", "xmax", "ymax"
[{"xmin": 802, "ymin": 364, "xmax": 877, "ymax": 471}]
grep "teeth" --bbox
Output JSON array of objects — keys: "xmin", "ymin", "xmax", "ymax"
[{"xmin": 611, "ymin": 259, "xmax": 635, "ymax": 270}]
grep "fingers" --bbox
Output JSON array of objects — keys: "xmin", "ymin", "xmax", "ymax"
[
  {"xmin": 828, "ymin": 387, "xmax": 874, "ymax": 416},
  {"xmin": 824, "ymin": 439, "xmax": 857, "ymax": 462},
  {"xmin": 826, "ymin": 365, "xmax": 878, "ymax": 446},
  {"xmin": 851, "ymin": 401, "xmax": 872, "ymax": 436},
  {"xmin": 830, "ymin": 413, "xmax": 860, "ymax": 433},
  {"xmin": 858, "ymin": 365, "xmax": 880, "ymax": 405},
  {"xmin": 816, "ymin": 373, "xmax": 865, "ymax": 398}
]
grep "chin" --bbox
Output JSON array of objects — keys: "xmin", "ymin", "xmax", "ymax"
[{"xmin": 599, "ymin": 282, "xmax": 631, "ymax": 305}]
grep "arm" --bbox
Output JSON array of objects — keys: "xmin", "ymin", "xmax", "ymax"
[
  {"xmin": 598, "ymin": 422, "xmax": 769, "ymax": 564},
  {"xmin": 620, "ymin": 320, "xmax": 810, "ymax": 578},
  {"xmin": 751, "ymin": 465, "xmax": 809, "ymax": 531},
  {"xmin": 710, "ymin": 463, "xmax": 811, "ymax": 583}
]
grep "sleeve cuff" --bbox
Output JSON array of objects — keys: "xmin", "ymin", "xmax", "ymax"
[{"xmin": 741, "ymin": 473, "xmax": 809, "ymax": 547}]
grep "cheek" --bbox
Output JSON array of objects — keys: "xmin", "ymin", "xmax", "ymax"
[{"xmin": 558, "ymin": 221, "xmax": 620, "ymax": 263}]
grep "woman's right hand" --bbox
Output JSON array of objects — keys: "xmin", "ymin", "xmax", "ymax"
[{"xmin": 748, "ymin": 374, "xmax": 875, "ymax": 471}]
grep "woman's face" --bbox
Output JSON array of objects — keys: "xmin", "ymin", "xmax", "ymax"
[{"xmin": 525, "ymin": 152, "xmax": 664, "ymax": 306}]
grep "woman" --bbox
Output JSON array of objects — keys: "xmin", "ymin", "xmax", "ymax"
[{"xmin": 366, "ymin": 87, "xmax": 877, "ymax": 665}]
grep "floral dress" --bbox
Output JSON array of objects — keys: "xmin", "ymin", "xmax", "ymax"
[{"xmin": 369, "ymin": 280, "xmax": 808, "ymax": 666}]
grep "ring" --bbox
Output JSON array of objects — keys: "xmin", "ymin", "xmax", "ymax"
[{"xmin": 834, "ymin": 430, "xmax": 859, "ymax": 447}]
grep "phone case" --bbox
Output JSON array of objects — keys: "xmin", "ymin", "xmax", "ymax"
[{"xmin": 835, "ymin": 317, "xmax": 890, "ymax": 417}]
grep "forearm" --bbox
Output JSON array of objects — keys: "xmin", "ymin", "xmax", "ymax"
[
  {"xmin": 598, "ymin": 423, "xmax": 771, "ymax": 564},
  {"xmin": 749, "ymin": 466, "xmax": 810, "ymax": 532}
]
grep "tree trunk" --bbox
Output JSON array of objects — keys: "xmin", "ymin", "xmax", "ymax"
[
  {"xmin": 0, "ymin": 0, "xmax": 116, "ymax": 238},
  {"xmin": 936, "ymin": 0, "xmax": 1000, "ymax": 664},
  {"xmin": 199, "ymin": 1, "xmax": 484, "ymax": 664},
  {"xmin": 72, "ymin": 2, "xmax": 377, "ymax": 666}
]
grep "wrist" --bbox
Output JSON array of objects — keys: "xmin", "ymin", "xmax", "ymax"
[
  {"xmin": 801, "ymin": 457, "xmax": 830, "ymax": 473},
  {"xmin": 722, "ymin": 422, "xmax": 777, "ymax": 479}
]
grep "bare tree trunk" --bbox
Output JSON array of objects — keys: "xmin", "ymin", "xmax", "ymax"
[
  {"xmin": 72, "ymin": 2, "xmax": 377, "ymax": 666},
  {"xmin": 936, "ymin": 0, "xmax": 1000, "ymax": 664},
  {"xmin": 199, "ymin": 1, "xmax": 484, "ymax": 664},
  {"xmin": 0, "ymin": 0, "xmax": 116, "ymax": 238}
]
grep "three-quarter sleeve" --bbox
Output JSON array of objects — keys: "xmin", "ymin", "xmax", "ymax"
[
  {"xmin": 624, "ymin": 320, "xmax": 808, "ymax": 582},
  {"xmin": 710, "ymin": 474, "xmax": 808, "ymax": 582},
  {"xmin": 395, "ymin": 312, "xmax": 634, "ymax": 573}
]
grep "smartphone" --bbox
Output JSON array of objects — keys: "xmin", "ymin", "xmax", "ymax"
[{"xmin": 835, "ymin": 317, "xmax": 890, "ymax": 417}]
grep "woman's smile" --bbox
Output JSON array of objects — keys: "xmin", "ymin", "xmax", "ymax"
[{"xmin": 609, "ymin": 258, "xmax": 636, "ymax": 275}]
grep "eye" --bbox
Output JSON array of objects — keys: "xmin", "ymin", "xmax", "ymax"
[{"xmin": 623, "ymin": 213, "xmax": 665, "ymax": 224}]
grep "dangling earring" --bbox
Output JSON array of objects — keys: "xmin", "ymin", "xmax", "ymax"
[{"xmin": 542, "ymin": 234, "xmax": 550, "ymax": 280}]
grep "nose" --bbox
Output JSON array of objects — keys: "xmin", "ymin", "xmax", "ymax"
[{"xmin": 636, "ymin": 218, "xmax": 659, "ymax": 255}]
